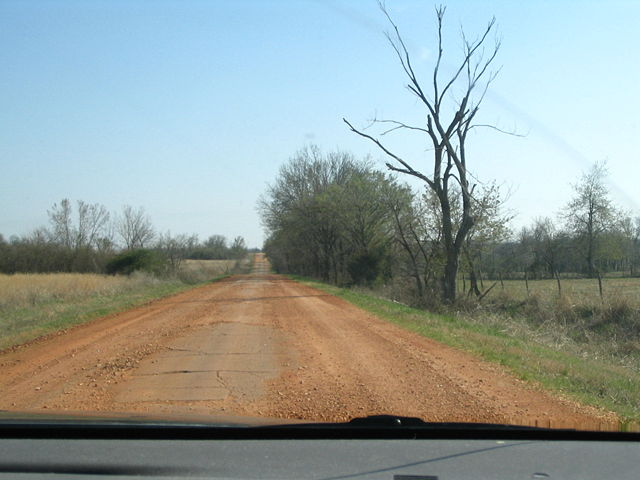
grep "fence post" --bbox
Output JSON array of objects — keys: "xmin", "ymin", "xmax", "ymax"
[
  {"xmin": 597, "ymin": 272, "xmax": 604, "ymax": 301},
  {"xmin": 554, "ymin": 270, "xmax": 562, "ymax": 297}
]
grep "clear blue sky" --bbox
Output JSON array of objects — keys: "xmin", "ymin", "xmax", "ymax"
[{"xmin": 2, "ymin": 0, "xmax": 639, "ymax": 248}]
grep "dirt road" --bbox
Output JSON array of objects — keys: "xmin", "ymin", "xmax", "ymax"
[{"xmin": 0, "ymin": 254, "xmax": 616, "ymax": 428}]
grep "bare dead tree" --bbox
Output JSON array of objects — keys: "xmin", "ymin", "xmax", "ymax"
[
  {"xmin": 156, "ymin": 231, "xmax": 198, "ymax": 273},
  {"xmin": 48, "ymin": 199, "xmax": 73, "ymax": 249},
  {"xmin": 48, "ymin": 199, "xmax": 110, "ymax": 250},
  {"xmin": 47, "ymin": 198, "xmax": 111, "ymax": 271},
  {"xmin": 344, "ymin": 3, "xmax": 502, "ymax": 303},
  {"xmin": 116, "ymin": 205, "xmax": 155, "ymax": 250},
  {"xmin": 75, "ymin": 200, "xmax": 110, "ymax": 251}
]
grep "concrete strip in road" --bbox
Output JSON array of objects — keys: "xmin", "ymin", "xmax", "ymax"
[{"xmin": 114, "ymin": 294, "xmax": 284, "ymax": 404}]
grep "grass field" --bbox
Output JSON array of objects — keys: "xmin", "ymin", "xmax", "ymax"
[
  {"xmin": 0, "ymin": 257, "xmax": 254, "ymax": 351},
  {"xmin": 292, "ymin": 275, "xmax": 640, "ymax": 428},
  {"xmin": 0, "ymin": 272, "xmax": 159, "ymax": 310},
  {"xmin": 475, "ymin": 277, "xmax": 640, "ymax": 356},
  {"xmin": 480, "ymin": 276, "xmax": 640, "ymax": 305},
  {"xmin": 0, "ymin": 263, "xmax": 235, "ymax": 351}
]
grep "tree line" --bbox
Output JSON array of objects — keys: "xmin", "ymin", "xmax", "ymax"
[
  {"xmin": 479, "ymin": 162, "xmax": 640, "ymax": 282},
  {"xmin": 260, "ymin": 147, "xmax": 638, "ymax": 303},
  {"xmin": 261, "ymin": 4, "xmax": 639, "ymax": 306},
  {"xmin": 259, "ymin": 146, "xmax": 508, "ymax": 299},
  {"xmin": 260, "ymin": 146, "xmax": 408, "ymax": 286},
  {"xmin": 0, "ymin": 200, "xmax": 248, "ymax": 275}
]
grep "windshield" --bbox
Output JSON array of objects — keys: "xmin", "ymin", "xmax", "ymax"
[{"xmin": 1, "ymin": 0, "xmax": 638, "ymax": 432}]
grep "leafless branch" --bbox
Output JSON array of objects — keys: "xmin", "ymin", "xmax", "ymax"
[
  {"xmin": 433, "ymin": 5, "xmax": 445, "ymax": 109},
  {"xmin": 468, "ymin": 123, "xmax": 526, "ymax": 137},
  {"xmin": 438, "ymin": 16, "xmax": 496, "ymax": 106},
  {"xmin": 374, "ymin": 119, "xmax": 430, "ymax": 136},
  {"xmin": 343, "ymin": 118, "xmax": 435, "ymax": 189},
  {"xmin": 379, "ymin": 1, "xmax": 436, "ymax": 115}
]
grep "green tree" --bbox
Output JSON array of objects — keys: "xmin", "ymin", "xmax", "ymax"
[
  {"xmin": 562, "ymin": 162, "xmax": 616, "ymax": 277},
  {"xmin": 260, "ymin": 146, "xmax": 407, "ymax": 286},
  {"xmin": 230, "ymin": 236, "xmax": 247, "ymax": 259}
]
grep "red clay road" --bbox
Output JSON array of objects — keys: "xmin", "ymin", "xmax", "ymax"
[{"xmin": 0, "ymin": 254, "xmax": 617, "ymax": 428}]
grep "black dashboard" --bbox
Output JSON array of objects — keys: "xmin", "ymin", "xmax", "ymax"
[{"xmin": 0, "ymin": 419, "xmax": 638, "ymax": 480}]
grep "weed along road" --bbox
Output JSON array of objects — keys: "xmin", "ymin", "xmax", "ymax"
[{"xmin": 0, "ymin": 254, "xmax": 617, "ymax": 428}]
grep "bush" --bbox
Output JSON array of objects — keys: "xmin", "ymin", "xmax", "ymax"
[
  {"xmin": 105, "ymin": 249, "xmax": 167, "ymax": 276},
  {"xmin": 347, "ymin": 250, "xmax": 386, "ymax": 286}
]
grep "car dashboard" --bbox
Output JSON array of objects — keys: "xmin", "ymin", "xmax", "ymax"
[{"xmin": 0, "ymin": 418, "xmax": 638, "ymax": 480}]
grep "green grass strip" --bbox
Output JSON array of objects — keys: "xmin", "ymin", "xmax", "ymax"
[{"xmin": 289, "ymin": 275, "xmax": 640, "ymax": 425}]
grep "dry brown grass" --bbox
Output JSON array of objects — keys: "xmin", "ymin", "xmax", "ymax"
[
  {"xmin": 178, "ymin": 259, "xmax": 238, "ymax": 283},
  {"xmin": 0, "ymin": 260, "xmax": 241, "ymax": 310},
  {"xmin": 467, "ymin": 278, "xmax": 640, "ymax": 370},
  {"xmin": 0, "ymin": 272, "xmax": 161, "ymax": 310},
  {"xmin": 484, "ymin": 277, "xmax": 640, "ymax": 305},
  {"xmin": 181, "ymin": 259, "xmax": 237, "ymax": 274},
  {"xmin": 0, "ymin": 257, "xmax": 244, "ymax": 350},
  {"xmin": 0, "ymin": 272, "xmax": 200, "ymax": 351}
]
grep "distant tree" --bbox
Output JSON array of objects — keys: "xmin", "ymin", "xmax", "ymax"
[
  {"xmin": 47, "ymin": 198, "xmax": 111, "ymax": 271},
  {"xmin": 202, "ymin": 235, "xmax": 229, "ymax": 259},
  {"xmin": 116, "ymin": 205, "xmax": 155, "ymax": 250},
  {"xmin": 156, "ymin": 232, "xmax": 198, "ymax": 273},
  {"xmin": 259, "ymin": 146, "xmax": 403, "ymax": 285},
  {"xmin": 48, "ymin": 199, "xmax": 73, "ymax": 249},
  {"xmin": 619, "ymin": 215, "xmax": 640, "ymax": 276},
  {"xmin": 48, "ymin": 199, "xmax": 110, "ymax": 250},
  {"xmin": 230, "ymin": 236, "xmax": 247, "ymax": 259},
  {"xmin": 528, "ymin": 217, "xmax": 564, "ymax": 278},
  {"xmin": 0, "ymin": 227, "xmax": 67, "ymax": 273},
  {"xmin": 461, "ymin": 183, "xmax": 512, "ymax": 296},
  {"xmin": 345, "ymin": 4, "xmax": 503, "ymax": 302},
  {"xmin": 75, "ymin": 200, "xmax": 110, "ymax": 251},
  {"xmin": 562, "ymin": 162, "xmax": 616, "ymax": 277},
  {"xmin": 0, "ymin": 234, "xmax": 8, "ymax": 272},
  {"xmin": 186, "ymin": 234, "xmax": 249, "ymax": 260},
  {"xmin": 260, "ymin": 146, "xmax": 368, "ymax": 281},
  {"xmin": 205, "ymin": 234, "xmax": 227, "ymax": 250}
]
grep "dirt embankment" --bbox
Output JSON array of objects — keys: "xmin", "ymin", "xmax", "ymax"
[{"xmin": 0, "ymin": 254, "xmax": 617, "ymax": 429}]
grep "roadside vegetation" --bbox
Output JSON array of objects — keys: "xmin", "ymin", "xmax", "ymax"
[
  {"xmin": 0, "ymin": 199, "xmax": 251, "ymax": 277},
  {"xmin": 0, "ymin": 258, "xmax": 248, "ymax": 351},
  {"xmin": 0, "ymin": 272, "xmax": 186, "ymax": 350},
  {"xmin": 0, "ymin": 196, "xmax": 257, "ymax": 351}
]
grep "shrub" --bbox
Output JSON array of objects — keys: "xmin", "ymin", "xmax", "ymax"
[
  {"xmin": 347, "ymin": 251, "xmax": 384, "ymax": 286},
  {"xmin": 105, "ymin": 249, "xmax": 167, "ymax": 276}
]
